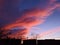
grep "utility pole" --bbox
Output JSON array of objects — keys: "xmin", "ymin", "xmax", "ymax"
[
  {"xmin": 36, "ymin": 34, "xmax": 38, "ymax": 45},
  {"xmin": 19, "ymin": 35, "xmax": 23, "ymax": 45},
  {"xmin": 21, "ymin": 39, "xmax": 23, "ymax": 45}
]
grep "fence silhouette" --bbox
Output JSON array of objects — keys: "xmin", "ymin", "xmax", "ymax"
[{"xmin": 0, "ymin": 39, "xmax": 59, "ymax": 45}]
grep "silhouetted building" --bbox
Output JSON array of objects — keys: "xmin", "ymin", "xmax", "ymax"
[{"xmin": 23, "ymin": 39, "xmax": 36, "ymax": 45}]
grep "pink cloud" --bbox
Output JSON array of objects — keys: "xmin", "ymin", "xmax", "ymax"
[
  {"xmin": 37, "ymin": 27, "xmax": 60, "ymax": 38},
  {"xmin": 1, "ymin": 0, "xmax": 60, "ymax": 39}
]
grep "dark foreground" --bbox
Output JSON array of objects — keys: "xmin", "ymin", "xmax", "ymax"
[{"xmin": 0, "ymin": 39, "xmax": 60, "ymax": 45}]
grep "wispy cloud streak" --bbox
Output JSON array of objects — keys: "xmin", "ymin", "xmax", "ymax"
[
  {"xmin": 38, "ymin": 27, "xmax": 60, "ymax": 38},
  {"xmin": 1, "ymin": 0, "xmax": 60, "ymax": 39}
]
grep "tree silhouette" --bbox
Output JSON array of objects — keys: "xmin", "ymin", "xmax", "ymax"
[{"xmin": 0, "ymin": 29, "xmax": 13, "ymax": 39}]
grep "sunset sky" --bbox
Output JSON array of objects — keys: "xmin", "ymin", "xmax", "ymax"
[{"xmin": 0, "ymin": 0, "xmax": 60, "ymax": 39}]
